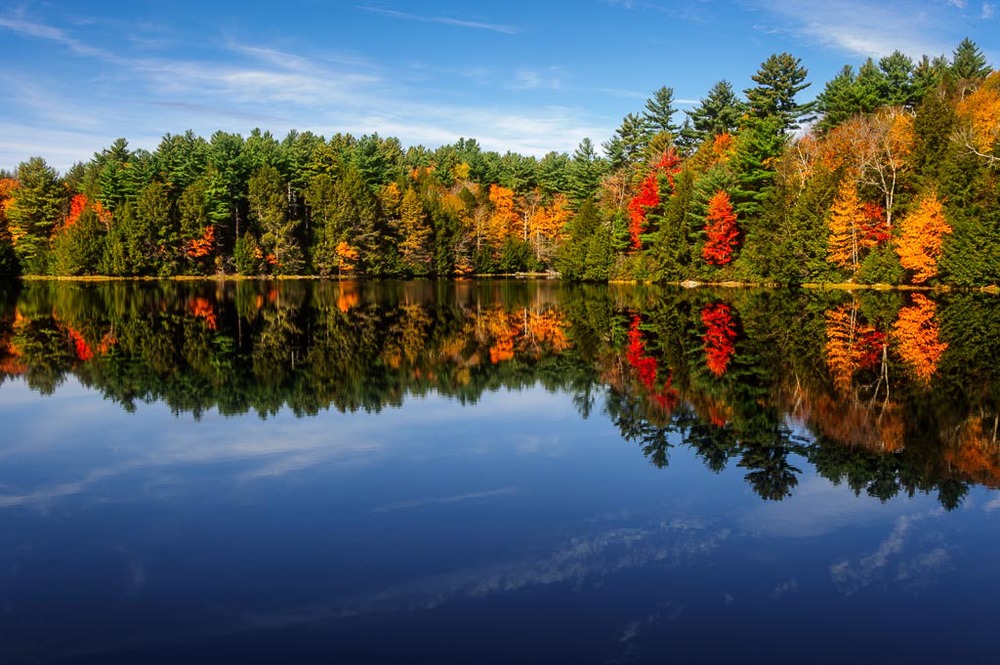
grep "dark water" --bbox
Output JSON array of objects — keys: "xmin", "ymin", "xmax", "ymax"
[{"xmin": 1, "ymin": 280, "xmax": 999, "ymax": 664}]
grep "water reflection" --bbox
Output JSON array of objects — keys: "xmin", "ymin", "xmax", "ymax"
[
  {"xmin": 3, "ymin": 280, "xmax": 1000, "ymax": 663},
  {"xmin": 1, "ymin": 280, "xmax": 999, "ymax": 508}
]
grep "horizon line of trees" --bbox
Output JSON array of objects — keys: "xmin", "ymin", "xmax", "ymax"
[{"xmin": 0, "ymin": 38, "xmax": 997, "ymax": 286}]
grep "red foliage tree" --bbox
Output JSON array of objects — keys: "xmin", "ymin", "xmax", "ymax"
[
  {"xmin": 859, "ymin": 201, "xmax": 890, "ymax": 247},
  {"xmin": 701, "ymin": 303, "xmax": 737, "ymax": 376},
  {"xmin": 66, "ymin": 327, "xmax": 93, "ymax": 362},
  {"xmin": 626, "ymin": 315, "xmax": 678, "ymax": 412},
  {"xmin": 627, "ymin": 174, "xmax": 659, "ymax": 251},
  {"xmin": 702, "ymin": 191, "xmax": 739, "ymax": 266},
  {"xmin": 627, "ymin": 148, "xmax": 683, "ymax": 251}
]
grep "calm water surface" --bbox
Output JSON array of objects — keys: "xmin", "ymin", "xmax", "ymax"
[{"xmin": 1, "ymin": 280, "xmax": 998, "ymax": 663}]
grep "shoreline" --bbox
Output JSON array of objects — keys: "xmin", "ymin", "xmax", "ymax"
[{"xmin": 7, "ymin": 274, "xmax": 998, "ymax": 293}]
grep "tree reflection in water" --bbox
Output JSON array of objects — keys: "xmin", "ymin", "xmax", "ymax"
[{"xmin": 1, "ymin": 279, "xmax": 998, "ymax": 508}]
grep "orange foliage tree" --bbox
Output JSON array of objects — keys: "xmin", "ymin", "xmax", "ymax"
[
  {"xmin": 64, "ymin": 194, "xmax": 111, "ymax": 229},
  {"xmin": 702, "ymin": 190, "xmax": 739, "ymax": 266},
  {"xmin": 335, "ymin": 241, "xmax": 360, "ymax": 275},
  {"xmin": 185, "ymin": 225, "xmax": 215, "ymax": 259},
  {"xmin": 892, "ymin": 294, "xmax": 947, "ymax": 383},
  {"xmin": 486, "ymin": 184, "xmax": 518, "ymax": 248},
  {"xmin": 895, "ymin": 192, "xmax": 951, "ymax": 283}
]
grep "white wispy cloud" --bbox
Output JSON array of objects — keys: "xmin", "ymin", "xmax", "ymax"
[
  {"xmin": 750, "ymin": 0, "xmax": 955, "ymax": 58},
  {"xmin": 0, "ymin": 14, "xmax": 120, "ymax": 61},
  {"xmin": 0, "ymin": 10, "xmax": 606, "ymax": 170},
  {"xmin": 984, "ymin": 2, "xmax": 996, "ymax": 18},
  {"xmin": 358, "ymin": 5, "xmax": 519, "ymax": 34},
  {"xmin": 829, "ymin": 511, "xmax": 950, "ymax": 595},
  {"xmin": 366, "ymin": 487, "xmax": 520, "ymax": 513}
]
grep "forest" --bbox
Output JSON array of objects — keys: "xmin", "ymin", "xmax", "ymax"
[{"xmin": 0, "ymin": 39, "xmax": 997, "ymax": 286}]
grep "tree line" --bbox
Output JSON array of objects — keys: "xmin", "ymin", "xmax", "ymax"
[{"xmin": 0, "ymin": 39, "xmax": 997, "ymax": 285}]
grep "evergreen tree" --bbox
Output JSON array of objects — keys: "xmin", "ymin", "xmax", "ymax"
[
  {"xmin": 878, "ymin": 50, "xmax": 916, "ymax": 107},
  {"xmin": 853, "ymin": 58, "xmax": 886, "ymax": 114},
  {"xmin": 177, "ymin": 178, "xmax": 215, "ymax": 274},
  {"xmin": 951, "ymin": 37, "xmax": 992, "ymax": 81},
  {"xmin": 729, "ymin": 116, "xmax": 787, "ymax": 218},
  {"xmin": 155, "ymin": 130, "xmax": 208, "ymax": 196},
  {"xmin": 815, "ymin": 65, "xmax": 857, "ymax": 133},
  {"xmin": 610, "ymin": 113, "xmax": 647, "ymax": 166},
  {"xmin": 51, "ymin": 208, "xmax": 105, "ymax": 276},
  {"xmin": 95, "ymin": 138, "xmax": 134, "ymax": 213},
  {"xmin": 132, "ymin": 181, "xmax": 172, "ymax": 274},
  {"xmin": 538, "ymin": 151, "xmax": 571, "ymax": 195},
  {"xmin": 643, "ymin": 86, "xmax": 680, "ymax": 138},
  {"xmin": 6, "ymin": 157, "xmax": 65, "ymax": 275},
  {"xmin": 911, "ymin": 55, "xmax": 950, "ymax": 103},
  {"xmin": 745, "ymin": 52, "xmax": 815, "ymax": 131},
  {"xmin": 249, "ymin": 165, "xmax": 302, "ymax": 274},
  {"xmin": 568, "ymin": 138, "xmax": 604, "ymax": 208},
  {"xmin": 206, "ymin": 131, "xmax": 248, "ymax": 245},
  {"xmin": 685, "ymin": 80, "xmax": 745, "ymax": 143}
]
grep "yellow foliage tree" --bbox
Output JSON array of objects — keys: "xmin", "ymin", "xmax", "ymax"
[
  {"xmin": 398, "ymin": 188, "xmax": 433, "ymax": 272},
  {"xmin": 956, "ymin": 70, "xmax": 1000, "ymax": 165},
  {"xmin": 826, "ymin": 181, "xmax": 865, "ymax": 271},
  {"xmin": 895, "ymin": 192, "xmax": 951, "ymax": 284}
]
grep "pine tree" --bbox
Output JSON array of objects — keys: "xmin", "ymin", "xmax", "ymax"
[
  {"xmin": 568, "ymin": 138, "xmax": 604, "ymax": 208},
  {"xmin": 951, "ymin": 37, "xmax": 992, "ymax": 81},
  {"xmin": 853, "ymin": 58, "xmax": 886, "ymax": 115},
  {"xmin": 816, "ymin": 66, "xmax": 857, "ymax": 133},
  {"xmin": 685, "ymin": 80, "xmax": 746, "ymax": 143},
  {"xmin": 6, "ymin": 157, "xmax": 65, "ymax": 275},
  {"xmin": 642, "ymin": 86, "xmax": 680, "ymax": 139},
  {"xmin": 745, "ymin": 52, "xmax": 816, "ymax": 131},
  {"xmin": 249, "ymin": 164, "xmax": 302, "ymax": 274},
  {"xmin": 878, "ymin": 50, "xmax": 916, "ymax": 107}
]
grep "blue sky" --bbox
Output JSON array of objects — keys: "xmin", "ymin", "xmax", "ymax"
[{"xmin": 1, "ymin": 0, "xmax": 996, "ymax": 171}]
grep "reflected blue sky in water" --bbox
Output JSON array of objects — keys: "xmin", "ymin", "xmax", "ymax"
[{"xmin": 3, "ymin": 375, "xmax": 1000, "ymax": 663}]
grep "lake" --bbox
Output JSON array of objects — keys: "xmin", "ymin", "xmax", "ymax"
[{"xmin": 1, "ymin": 280, "xmax": 998, "ymax": 664}]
